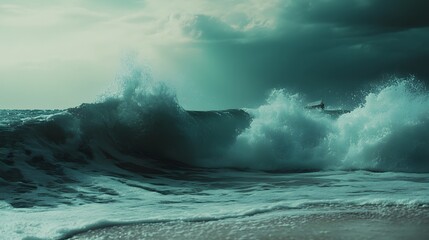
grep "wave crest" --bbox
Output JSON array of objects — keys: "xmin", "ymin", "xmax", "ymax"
[
  {"xmin": 216, "ymin": 78, "xmax": 429, "ymax": 172},
  {"xmin": 2, "ymin": 66, "xmax": 428, "ymax": 173}
]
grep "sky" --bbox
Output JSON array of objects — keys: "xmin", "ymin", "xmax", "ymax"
[{"xmin": 1, "ymin": 0, "xmax": 429, "ymax": 109}]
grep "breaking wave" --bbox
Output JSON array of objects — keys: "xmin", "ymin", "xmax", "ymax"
[
  {"xmin": 220, "ymin": 79, "xmax": 429, "ymax": 172},
  {"xmin": 1, "ymin": 63, "xmax": 428, "ymax": 177}
]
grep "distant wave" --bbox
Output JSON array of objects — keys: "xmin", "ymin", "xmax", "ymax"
[{"xmin": 1, "ymin": 64, "xmax": 428, "ymax": 178}]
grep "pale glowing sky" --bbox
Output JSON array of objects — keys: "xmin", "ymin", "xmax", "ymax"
[{"xmin": 1, "ymin": 0, "xmax": 428, "ymax": 109}]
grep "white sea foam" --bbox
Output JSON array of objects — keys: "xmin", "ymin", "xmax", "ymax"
[
  {"xmin": 200, "ymin": 78, "xmax": 429, "ymax": 172},
  {"xmin": 2, "ymin": 171, "xmax": 429, "ymax": 239}
]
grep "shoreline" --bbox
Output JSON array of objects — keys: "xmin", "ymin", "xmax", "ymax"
[{"xmin": 65, "ymin": 207, "xmax": 429, "ymax": 240}]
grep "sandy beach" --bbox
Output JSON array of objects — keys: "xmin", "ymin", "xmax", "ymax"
[{"xmin": 65, "ymin": 206, "xmax": 429, "ymax": 240}]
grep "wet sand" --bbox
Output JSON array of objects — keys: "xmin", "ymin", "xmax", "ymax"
[{"xmin": 65, "ymin": 206, "xmax": 429, "ymax": 240}]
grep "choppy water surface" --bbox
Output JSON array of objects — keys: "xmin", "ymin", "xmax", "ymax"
[
  {"xmin": 1, "ymin": 71, "xmax": 429, "ymax": 239},
  {"xmin": 2, "ymin": 168, "xmax": 429, "ymax": 239}
]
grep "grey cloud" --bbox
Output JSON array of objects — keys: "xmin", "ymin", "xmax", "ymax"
[
  {"xmin": 182, "ymin": 15, "xmax": 243, "ymax": 40},
  {"xmin": 83, "ymin": 0, "xmax": 145, "ymax": 10}
]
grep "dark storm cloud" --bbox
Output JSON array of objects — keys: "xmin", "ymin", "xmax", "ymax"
[
  {"xmin": 277, "ymin": 0, "xmax": 429, "ymax": 94},
  {"xmin": 178, "ymin": 0, "xmax": 429, "ymax": 108},
  {"xmin": 286, "ymin": 0, "xmax": 429, "ymax": 33}
]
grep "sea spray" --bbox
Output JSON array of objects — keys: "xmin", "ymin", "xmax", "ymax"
[
  {"xmin": 214, "ymin": 77, "xmax": 429, "ymax": 172},
  {"xmin": 331, "ymin": 78, "xmax": 429, "ymax": 172},
  {"xmin": 217, "ymin": 89, "xmax": 334, "ymax": 171},
  {"xmin": 74, "ymin": 63, "xmax": 429, "ymax": 173}
]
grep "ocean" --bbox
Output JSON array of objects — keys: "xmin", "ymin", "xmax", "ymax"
[{"xmin": 1, "ymin": 73, "xmax": 429, "ymax": 239}]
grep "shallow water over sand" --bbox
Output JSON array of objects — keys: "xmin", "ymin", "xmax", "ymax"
[{"xmin": 66, "ymin": 206, "xmax": 429, "ymax": 240}]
